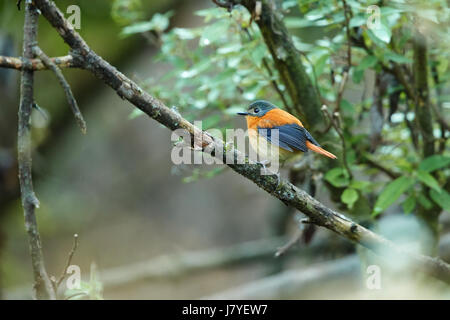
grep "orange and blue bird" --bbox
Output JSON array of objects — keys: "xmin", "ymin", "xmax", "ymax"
[{"xmin": 237, "ymin": 100, "xmax": 337, "ymax": 164}]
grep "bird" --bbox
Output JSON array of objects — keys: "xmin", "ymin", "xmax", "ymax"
[{"xmin": 237, "ymin": 100, "xmax": 337, "ymax": 166}]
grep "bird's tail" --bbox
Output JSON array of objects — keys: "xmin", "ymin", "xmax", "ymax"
[{"xmin": 306, "ymin": 141, "xmax": 337, "ymax": 159}]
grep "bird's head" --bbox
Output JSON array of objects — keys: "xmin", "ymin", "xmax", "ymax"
[{"xmin": 237, "ymin": 100, "xmax": 276, "ymax": 118}]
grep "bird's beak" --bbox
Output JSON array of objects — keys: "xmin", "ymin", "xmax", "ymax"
[{"xmin": 237, "ymin": 112, "xmax": 249, "ymax": 116}]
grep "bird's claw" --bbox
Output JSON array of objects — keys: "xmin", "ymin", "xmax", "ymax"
[
  {"xmin": 257, "ymin": 160, "xmax": 282, "ymax": 190},
  {"xmin": 257, "ymin": 160, "xmax": 270, "ymax": 175},
  {"xmin": 274, "ymin": 171, "xmax": 281, "ymax": 189}
]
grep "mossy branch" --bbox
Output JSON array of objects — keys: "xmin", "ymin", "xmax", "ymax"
[
  {"xmin": 18, "ymin": 1, "xmax": 55, "ymax": 300},
  {"xmin": 0, "ymin": 55, "xmax": 77, "ymax": 71}
]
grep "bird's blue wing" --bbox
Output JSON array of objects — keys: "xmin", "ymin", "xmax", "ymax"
[{"xmin": 257, "ymin": 123, "xmax": 320, "ymax": 153}]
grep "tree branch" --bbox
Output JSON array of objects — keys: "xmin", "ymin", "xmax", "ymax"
[
  {"xmin": 18, "ymin": 2, "xmax": 55, "ymax": 300},
  {"xmin": 412, "ymin": 24, "xmax": 441, "ymax": 255},
  {"xmin": 363, "ymin": 155, "xmax": 401, "ymax": 180},
  {"xmin": 32, "ymin": 46, "xmax": 86, "ymax": 134},
  {"xmin": 0, "ymin": 55, "xmax": 77, "ymax": 71},
  {"xmin": 54, "ymin": 233, "xmax": 79, "ymax": 290},
  {"xmin": 27, "ymin": 0, "xmax": 450, "ymax": 285},
  {"xmin": 242, "ymin": 27, "xmax": 292, "ymax": 114},
  {"xmin": 334, "ymin": 0, "xmax": 351, "ymax": 114},
  {"xmin": 431, "ymin": 63, "xmax": 449, "ymax": 153},
  {"xmin": 413, "ymin": 29, "xmax": 435, "ymax": 158}
]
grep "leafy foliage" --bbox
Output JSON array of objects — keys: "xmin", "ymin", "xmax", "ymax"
[{"xmin": 115, "ymin": 0, "xmax": 450, "ymax": 220}]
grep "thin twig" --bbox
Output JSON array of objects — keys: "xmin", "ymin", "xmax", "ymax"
[
  {"xmin": 335, "ymin": 71, "xmax": 349, "ymax": 113},
  {"xmin": 431, "ymin": 63, "xmax": 449, "ymax": 153},
  {"xmin": 430, "ymin": 102, "xmax": 449, "ymax": 132},
  {"xmin": 322, "ymin": 105, "xmax": 353, "ymax": 179},
  {"xmin": 55, "ymin": 234, "xmax": 79, "ymax": 289},
  {"xmin": 413, "ymin": 28, "xmax": 434, "ymax": 158},
  {"xmin": 404, "ymin": 101, "xmax": 419, "ymax": 151},
  {"xmin": 18, "ymin": 1, "xmax": 55, "ymax": 300},
  {"xmin": 32, "ymin": 46, "xmax": 86, "ymax": 134},
  {"xmin": 334, "ymin": 0, "xmax": 352, "ymax": 113},
  {"xmin": 297, "ymin": 50, "xmax": 323, "ymax": 105},
  {"xmin": 342, "ymin": 0, "xmax": 352, "ymax": 68},
  {"xmin": 364, "ymin": 155, "xmax": 401, "ymax": 180},
  {"xmin": 275, "ymin": 228, "xmax": 303, "ymax": 257},
  {"xmin": 212, "ymin": 0, "xmax": 233, "ymax": 10}
]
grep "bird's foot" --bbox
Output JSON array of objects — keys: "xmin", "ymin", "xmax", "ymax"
[
  {"xmin": 257, "ymin": 160, "xmax": 282, "ymax": 190},
  {"xmin": 274, "ymin": 171, "xmax": 281, "ymax": 186},
  {"xmin": 257, "ymin": 159, "xmax": 270, "ymax": 175},
  {"xmin": 274, "ymin": 171, "xmax": 286, "ymax": 191}
]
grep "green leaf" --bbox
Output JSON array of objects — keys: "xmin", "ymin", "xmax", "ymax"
[
  {"xmin": 120, "ymin": 11, "xmax": 173, "ymax": 37},
  {"xmin": 200, "ymin": 19, "xmax": 230, "ymax": 46},
  {"xmin": 384, "ymin": 51, "xmax": 412, "ymax": 64},
  {"xmin": 173, "ymin": 28, "xmax": 197, "ymax": 40},
  {"xmin": 349, "ymin": 14, "xmax": 366, "ymax": 28},
  {"xmin": 419, "ymin": 155, "xmax": 450, "ymax": 172},
  {"xmin": 324, "ymin": 168, "xmax": 350, "ymax": 188},
  {"xmin": 417, "ymin": 9, "xmax": 439, "ymax": 24},
  {"xmin": 111, "ymin": 0, "xmax": 143, "ymax": 25},
  {"xmin": 350, "ymin": 180, "xmax": 371, "ymax": 190},
  {"xmin": 372, "ymin": 176, "xmax": 415, "ymax": 216},
  {"xmin": 251, "ymin": 43, "xmax": 267, "ymax": 68},
  {"xmin": 417, "ymin": 170, "xmax": 442, "ymax": 193},
  {"xmin": 369, "ymin": 20, "xmax": 391, "ymax": 43},
  {"xmin": 353, "ymin": 55, "xmax": 378, "ymax": 83},
  {"xmin": 340, "ymin": 99, "xmax": 355, "ymax": 116},
  {"xmin": 314, "ymin": 53, "xmax": 330, "ymax": 77},
  {"xmin": 402, "ymin": 195, "xmax": 416, "ymax": 214},
  {"xmin": 195, "ymin": 7, "xmax": 229, "ymax": 21},
  {"xmin": 341, "ymin": 188, "xmax": 359, "ymax": 209},
  {"xmin": 430, "ymin": 189, "xmax": 450, "ymax": 212},
  {"xmin": 357, "ymin": 55, "xmax": 378, "ymax": 71},
  {"xmin": 121, "ymin": 21, "xmax": 155, "ymax": 36},
  {"xmin": 418, "ymin": 194, "xmax": 433, "ymax": 210},
  {"xmin": 218, "ymin": 43, "xmax": 242, "ymax": 55},
  {"xmin": 180, "ymin": 60, "xmax": 211, "ymax": 79},
  {"xmin": 282, "ymin": 0, "xmax": 297, "ymax": 10},
  {"xmin": 352, "ymin": 69, "xmax": 364, "ymax": 84},
  {"xmin": 284, "ymin": 17, "xmax": 314, "ymax": 28}
]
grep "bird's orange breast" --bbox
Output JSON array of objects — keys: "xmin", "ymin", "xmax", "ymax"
[{"xmin": 246, "ymin": 108, "xmax": 303, "ymax": 130}]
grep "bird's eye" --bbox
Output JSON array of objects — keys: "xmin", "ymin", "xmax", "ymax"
[{"xmin": 254, "ymin": 108, "xmax": 260, "ymax": 113}]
